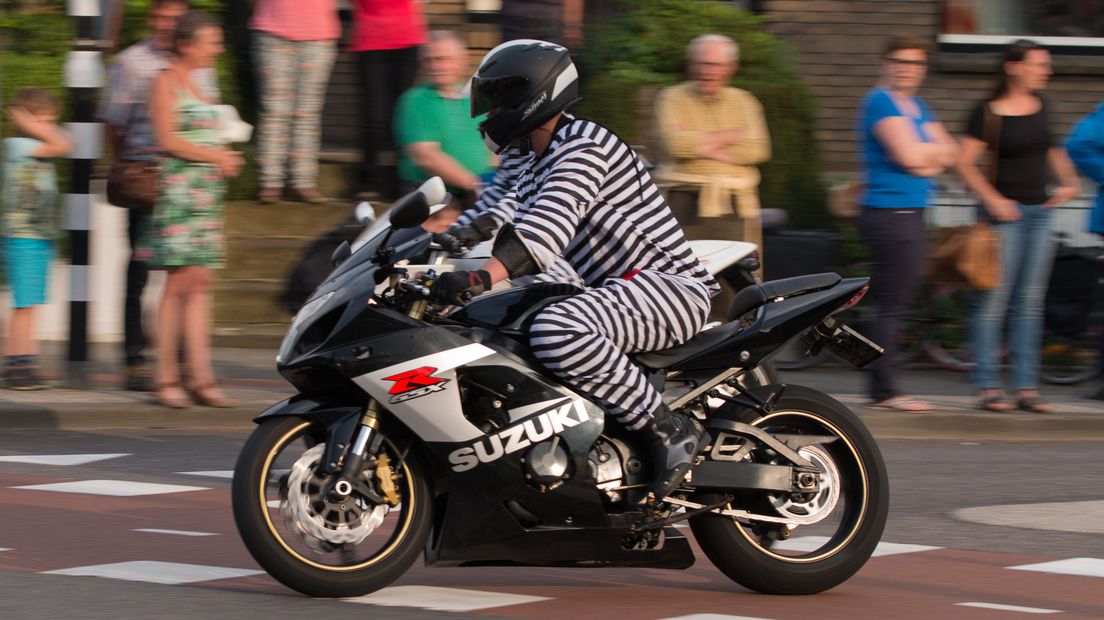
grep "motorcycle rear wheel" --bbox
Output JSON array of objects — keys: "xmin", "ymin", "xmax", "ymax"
[
  {"xmin": 690, "ymin": 385, "xmax": 889, "ymax": 595},
  {"xmin": 232, "ymin": 416, "xmax": 432, "ymax": 598}
]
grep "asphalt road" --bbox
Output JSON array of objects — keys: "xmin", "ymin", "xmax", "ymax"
[{"xmin": 1, "ymin": 428, "xmax": 1101, "ymax": 619}]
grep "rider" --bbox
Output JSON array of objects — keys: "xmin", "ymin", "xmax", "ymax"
[{"xmin": 429, "ymin": 40, "xmax": 720, "ymax": 501}]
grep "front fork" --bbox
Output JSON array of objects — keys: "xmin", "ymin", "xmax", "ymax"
[{"xmin": 324, "ymin": 400, "xmax": 385, "ymax": 501}]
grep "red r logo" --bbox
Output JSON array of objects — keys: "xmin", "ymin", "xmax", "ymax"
[{"xmin": 383, "ymin": 366, "xmax": 445, "ymax": 395}]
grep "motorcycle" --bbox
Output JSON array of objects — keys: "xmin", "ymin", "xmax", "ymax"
[{"xmin": 232, "ymin": 178, "xmax": 890, "ymax": 598}]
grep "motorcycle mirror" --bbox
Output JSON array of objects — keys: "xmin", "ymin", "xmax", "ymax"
[
  {"xmin": 389, "ymin": 193, "xmax": 431, "ymax": 230},
  {"xmin": 331, "ymin": 240, "xmax": 351, "ymax": 266},
  {"xmin": 354, "ymin": 201, "xmax": 375, "ymax": 225}
]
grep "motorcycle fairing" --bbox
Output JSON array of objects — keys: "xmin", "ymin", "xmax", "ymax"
[
  {"xmin": 446, "ymin": 282, "xmax": 584, "ymax": 335},
  {"xmin": 356, "ymin": 342, "xmax": 497, "ymax": 443}
]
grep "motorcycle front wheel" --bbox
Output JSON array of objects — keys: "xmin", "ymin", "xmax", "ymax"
[
  {"xmin": 232, "ymin": 415, "xmax": 432, "ymax": 598},
  {"xmin": 690, "ymin": 385, "xmax": 889, "ymax": 595}
]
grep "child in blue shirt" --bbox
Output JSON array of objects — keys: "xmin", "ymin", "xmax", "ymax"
[{"xmin": 2, "ymin": 88, "xmax": 72, "ymax": 389}]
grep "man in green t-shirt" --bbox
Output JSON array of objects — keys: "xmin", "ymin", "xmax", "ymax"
[{"xmin": 393, "ymin": 30, "xmax": 493, "ymax": 201}]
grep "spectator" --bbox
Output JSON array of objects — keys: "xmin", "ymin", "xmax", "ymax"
[
  {"xmin": 99, "ymin": 0, "xmax": 217, "ymax": 392},
  {"xmin": 857, "ymin": 35, "xmax": 958, "ymax": 413},
  {"xmin": 1061, "ymin": 101, "xmax": 1104, "ymax": 400},
  {"xmin": 351, "ymin": 0, "xmax": 427, "ymax": 200},
  {"xmin": 955, "ymin": 39, "xmax": 1080, "ymax": 413},
  {"xmin": 1, "ymin": 89, "xmax": 72, "ymax": 390},
  {"xmin": 653, "ymin": 34, "xmax": 771, "ymax": 261},
  {"xmin": 146, "ymin": 12, "xmax": 243, "ymax": 409},
  {"xmin": 394, "ymin": 31, "xmax": 493, "ymax": 202},
  {"xmin": 250, "ymin": 0, "xmax": 339, "ymax": 204}
]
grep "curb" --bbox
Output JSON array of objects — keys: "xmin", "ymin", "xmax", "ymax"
[{"xmin": 856, "ymin": 409, "xmax": 1104, "ymax": 442}]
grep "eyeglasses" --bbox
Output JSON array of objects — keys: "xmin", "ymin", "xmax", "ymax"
[{"xmin": 886, "ymin": 57, "xmax": 928, "ymax": 67}]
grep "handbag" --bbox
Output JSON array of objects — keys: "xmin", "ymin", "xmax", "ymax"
[
  {"xmin": 105, "ymin": 103, "xmax": 159, "ymax": 210},
  {"xmin": 925, "ymin": 222, "xmax": 1001, "ymax": 289},
  {"xmin": 925, "ymin": 103, "xmax": 1003, "ymax": 290},
  {"xmin": 106, "ymin": 158, "xmax": 159, "ymax": 210}
]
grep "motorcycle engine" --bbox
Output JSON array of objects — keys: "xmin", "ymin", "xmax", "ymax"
[
  {"xmin": 522, "ymin": 437, "xmax": 572, "ymax": 489},
  {"xmin": 587, "ymin": 436, "xmax": 647, "ymax": 506}
]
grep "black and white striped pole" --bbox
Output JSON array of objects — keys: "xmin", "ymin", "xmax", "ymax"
[{"xmin": 64, "ymin": 0, "xmax": 105, "ymax": 386}]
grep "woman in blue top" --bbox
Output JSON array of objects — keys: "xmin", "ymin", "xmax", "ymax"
[
  {"xmin": 858, "ymin": 35, "xmax": 958, "ymax": 412},
  {"xmin": 1066, "ymin": 101, "xmax": 1104, "ymax": 401}
]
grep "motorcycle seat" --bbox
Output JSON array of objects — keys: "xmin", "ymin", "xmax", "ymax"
[
  {"xmin": 634, "ymin": 321, "xmax": 743, "ymax": 371},
  {"xmin": 727, "ymin": 273, "xmax": 842, "ymax": 320},
  {"xmin": 635, "ymin": 273, "xmax": 842, "ymax": 371}
]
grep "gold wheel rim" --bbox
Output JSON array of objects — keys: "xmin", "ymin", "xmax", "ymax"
[
  {"xmin": 257, "ymin": 421, "xmax": 417, "ymax": 572},
  {"xmin": 734, "ymin": 410, "xmax": 869, "ymax": 564}
]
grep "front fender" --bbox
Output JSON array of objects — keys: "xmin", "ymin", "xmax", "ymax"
[
  {"xmin": 254, "ymin": 394, "xmax": 363, "ymax": 424},
  {"xmin": 255, "ymin": 394, "xmax": 365, "ymax": 475}
]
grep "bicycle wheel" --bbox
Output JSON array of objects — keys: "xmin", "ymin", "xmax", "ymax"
[
  {"xmin": 1040, "ymin": 331, "xmax": 1100, "ymax": 385},
  {"xmin": 919, "ymin": 285, "xmax": 975, "ymax": 372}
]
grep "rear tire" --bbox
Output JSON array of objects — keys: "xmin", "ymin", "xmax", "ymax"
[
  {"xmin": 232, "ymin": 416, "xmax": 432, "ymax": 598},
  {"xmin": 691, "ymin": 385, "xmax": 889, "ymax": 595}
]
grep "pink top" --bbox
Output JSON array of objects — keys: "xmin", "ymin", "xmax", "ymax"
[
  {"xmin": 250, "ymin": 0, "xmax": 340, "ymax": 42},
  {"xmin": 349, "ymin": 0, "xmax": 427, "ymax": 52}
]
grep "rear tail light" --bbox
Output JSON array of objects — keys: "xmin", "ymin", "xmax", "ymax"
[
  {"xmin": 832, "ymin": 284, "xmax": 869, "ymax": 315},
  {"xmin": 737, "ymin": 251, "xmax": 761, "ymax": 272}
]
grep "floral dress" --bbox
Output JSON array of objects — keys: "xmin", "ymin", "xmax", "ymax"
[{"xmin": 144, "ymin": 91, "xmax": 226, "ymax": 268}]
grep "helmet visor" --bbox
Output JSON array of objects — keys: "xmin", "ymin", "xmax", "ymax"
[{"xmin": 470, "ymin": 75, "xmax": 529, "ymax": 118}]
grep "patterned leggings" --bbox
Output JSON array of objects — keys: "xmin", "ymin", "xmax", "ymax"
[
  {"xmin": 529, "ymin": 271, "xmax": 711, "ymax": 430},
  {"xmin": 253, "ymin": 32, "xmax": 337, "ymax": 191}
]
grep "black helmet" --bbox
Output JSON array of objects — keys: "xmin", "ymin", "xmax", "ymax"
[{"xmin": 470, "ymin": 39, "xmax": 580, "ymax": 153}]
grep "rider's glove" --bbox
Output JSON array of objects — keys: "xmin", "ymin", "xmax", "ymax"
[
  {"xmin": 430, "ymin": 269, "xmax": 492, "ymax": 305},
  {"xmin": 449, "ymin": 213, "xmax": 498, "ymax": 251},
  {"xmin": 431, "ymin": 231, "xmax": 464, "ymax": 254}
]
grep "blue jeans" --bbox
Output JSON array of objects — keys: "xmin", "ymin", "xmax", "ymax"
[{"xmin": 971, "ymin": 203, "xmax": 1055, "ymax": 390}]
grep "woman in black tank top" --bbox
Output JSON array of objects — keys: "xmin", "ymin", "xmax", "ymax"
[{"xmin": 954, "ymin": 39, "xmax": 1081, "ymax": 413}]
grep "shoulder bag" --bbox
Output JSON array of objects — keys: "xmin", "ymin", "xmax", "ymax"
[
  {"xmin": 105, "ymin": 104, "xmax": 160, "ymax": 210},
  {"xmin": 925, "ymin": 103, "xmax": 1002, "ymax": 290}
]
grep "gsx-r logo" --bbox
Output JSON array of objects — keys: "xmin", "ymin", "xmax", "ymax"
[
  {"xmin": 383, "ymin": 366, "xmax": 450, "ymax": 404},
  {"xmin": 448, "ymin": 399, "xmax": 590, "ymax": 472}
]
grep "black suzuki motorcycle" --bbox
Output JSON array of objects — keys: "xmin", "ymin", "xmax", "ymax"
[{"xmin": 232, "ymin": 179, "xmax": 890, "ymax": 598}]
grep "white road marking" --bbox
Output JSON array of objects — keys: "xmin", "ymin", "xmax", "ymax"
[
  {"xmin": 1008, "ymin": 557, "xmax": 1104, "ymax": 578},
  {"xmin": 266, "ymin": 500, "xmax": 281, "ymax": 508},
  {"xmin": 12, "ymin": 480, "xmax": 209, "ymax": 496},
  {"xmin": 0, "ymin": 548, "xmax": 11, "ymax": 552},
  {"xmin": 133, "ymin": 529, "xmax": 218, "ymax": 537},
  {"xmin": 176, "ymin": 470, "xmax": 234, "ymax": 479},
  {"xmin": 0, "ymin": 454, "xmax": 130, "ymax": 466},
  {"xmin": 346, "ymin": 585, "xmax": 550, "ymax": 612},
  {"xmin": 771, "ymin": 536, "xmax": 940, "ymax": 557},
  {"xmin": 45, "ymin": 561, "xmax": 263, "ymax": 584},
  {"xmin": 954, "ymin": 501, "xmax": 1104, "ymax": 535},
  {"xmin": 956, "ymin": 602, "xmax": 1062, "ymax": 614}
]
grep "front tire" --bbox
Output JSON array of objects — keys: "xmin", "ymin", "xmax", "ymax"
[
  {"xmin": 690, "ymin": 385, "xmax": 888, "ymax": 595},
  {"xmin": 232, "ymin": 416, "xmax": 432, "ymax": 598}
]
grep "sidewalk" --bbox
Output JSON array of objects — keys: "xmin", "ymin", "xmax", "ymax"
[{"xmin": 1, "ymin": 343, "xmax": 1101, "ymax": 440}]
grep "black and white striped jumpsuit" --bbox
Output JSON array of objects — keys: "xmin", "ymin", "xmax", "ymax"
[
  {"xmin": 457, "ymin": 146, "xmax": 586, "ymax": 287},
  {"xmin": 493, "ymin": 116, "xmax": 719, "ymax": 430}
]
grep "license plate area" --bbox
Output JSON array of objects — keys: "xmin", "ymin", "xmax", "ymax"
[{"xmin": 812, "ymin": 318, "xmax": 884, "ymax": 368}]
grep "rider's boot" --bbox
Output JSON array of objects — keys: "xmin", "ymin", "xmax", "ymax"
[{"xmin": 639, "ymin": 404, "xmax": 707, "ymax": 502}]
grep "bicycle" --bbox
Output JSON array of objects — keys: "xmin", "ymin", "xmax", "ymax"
[{"xmin": 910, "ymin": 235, "xmax": 1104, "ymax": 385}]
